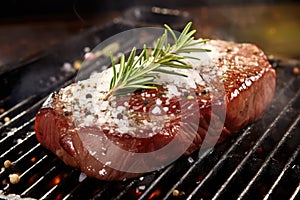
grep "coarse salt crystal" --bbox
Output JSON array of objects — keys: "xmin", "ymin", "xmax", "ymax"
[
  {"xmin": 188, "ymin": 157, "xmax": 194, "ymax": 163},
  {"xmin": 138, "ymin": 185, "xmax": 146, "ymax": 190},
  {"xmin": 105, "ymin": 161, "xmax": 111, "ymax": 166},
  {"xmin": 99, "ymin": 101, "xmax": 109, "ymax": 111},
  {"xmin": 117, "ymin": 106, "xmax": 126, "ymax": 112},
  {"xmin": 151, "ymin": 106, "xmax": 161, "ymax": 114},
  {"xmin": 79, "ymin": 173, "xmax": 87, "ymax": 182},
  {"xmin": 99, "ymin": 168, "xmax": 107, "ymax": 176},
  {"xmin": 84, "ymin": 115, "xmax": 95, "ymax": 125},
  {"xmin": 166, "ymin": 85, "xmax": 181, "ymax": 97},
  {"xmin": 156, "ymin": 98, "xmax": 162, "ymax": 105},
  {"xmin": 245, "ymin": 79, "xmax": 252, "ymax": 87}
]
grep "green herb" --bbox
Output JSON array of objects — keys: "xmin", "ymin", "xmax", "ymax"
[{"xmin": 103, "ymin": 22, "xmax": 210, "ymax": 100}]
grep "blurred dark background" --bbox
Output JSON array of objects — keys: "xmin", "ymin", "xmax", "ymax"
[
  {"xmin": 0, "ymin": 0, "xmax": 297, "ymax": 19},
  {"xmin": 0, "ymin": 0, "xmax": 299, "ymax": 68}
]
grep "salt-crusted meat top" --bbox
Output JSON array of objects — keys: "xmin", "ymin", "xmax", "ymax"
[{"xmin": 48, "ymin": 39, "xmax": 271, "ymax": 136}]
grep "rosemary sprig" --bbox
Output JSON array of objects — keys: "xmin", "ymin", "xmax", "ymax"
[{"xmin": 103, "ymin": 22, "xmax": 210, "ymax": 100}]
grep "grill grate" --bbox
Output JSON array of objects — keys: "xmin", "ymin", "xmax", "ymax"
[{"xmin": 0, "ymin": 21, "xmax": 300, "ymax": 200}]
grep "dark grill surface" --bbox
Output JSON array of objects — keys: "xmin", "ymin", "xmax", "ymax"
[{"xmin": 0, "ymin": 20, "xmax": 300, "ymax": 200}]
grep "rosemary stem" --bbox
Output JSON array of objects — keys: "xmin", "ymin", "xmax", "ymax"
[
  {"xmin": 102, "ymin": 22, "xmax": 209, "ymax": 99},
  {"xmin": 103, "ymin": 88, "xmax": 115, "ymax": 101}
]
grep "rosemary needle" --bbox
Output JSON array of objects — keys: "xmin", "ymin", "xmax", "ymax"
[{"xmin": 103, "ymin": 22, "xmax": 209, "ymax": 100}]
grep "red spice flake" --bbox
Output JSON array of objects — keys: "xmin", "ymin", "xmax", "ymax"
[
  {"xmin": 148, "ymin": 189, "xmax": 161, "ymax": 199},
  {"xmin": 31, "ymin": 157, "xmax": 36, "ymax": 163}
]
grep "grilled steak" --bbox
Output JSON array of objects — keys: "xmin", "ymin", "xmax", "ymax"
[{"xmin": 34, "ymin": 40, "xmax": 276, "ymax": 180}]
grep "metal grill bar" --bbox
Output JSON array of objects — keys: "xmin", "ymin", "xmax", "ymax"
[
  {"xmin": 0, "ymin": 98, "xmax": 45, "ymax": 133},
  {"xmin": 20, "ymin": 162, "xmax": 65, "ymax": 198},
  {"xmin": 238, "ymin": 115, "xmax": 300, "ymax": 199},
  {"xmin": 63, "ymin": 179, "xmax": 106, "ymax": 200},
  {"xmin": 112, "ymin": 179, "xmax": 139, "ymax": 200},
  {"xmin": 0, "ymin": 75, "xmax": 75, "ymax": 123},
  {"xmin": 88, "ymin": 183, "xmax": 112, "ymax": 200},
  {"xmin": 207, "ymin": 88, "xmax": 300, "ymax": 200},
  {"xmin": 182, "ymin": 80, "xmax": 300, "ymax": 200},
  {"xmin": 39, "ymin": 184, "xmax": 59, "ymax": 200},
  {"xmin": 0, "ymin": 118, "xmax": 34, "ymax": 152},
  {"xmin": 263, "ymin": 145, "xmax": 300, "ymax": 200},
  {"xmin": 290, "ymin": 183, "xmax": 300, "ymax": 200},
  {"xmin": 0, "ymin": 130, "xmax": 36, "ymax": 164},
  {"xmin": 137, "ymin": 165, "xmax": 173, "ymax": 200},
  {"xmin": 0, "ymin": 95, "xmax": 37, "ymax": 120},
  {"xmin": 19, "ymin": 154, "xmax": 50, "ymax": 183},
  {"xmin": 162, "ymin": 149, "xmax": 212, "ymax": 200},
  {"xmin": 273, "ymin": 73, "xmax": 298, "ymax": 99},
  {"xmin": 164, "ymin": 128, "xmax": 251, "ymax": 200},
  {"xmin": 175, "ymin": 128, "xmax": 252, "ymax": 200},
  {"xmin": 14, "ymin": 143, "xmax": 41, "ymax": 166},
  {"xmin": 43, "ymin": 170, "xmax": 85, "ymax": 200},
  {"xmin": 136, "ymin": 149, "xmax": 213, "ymax": 200}
]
